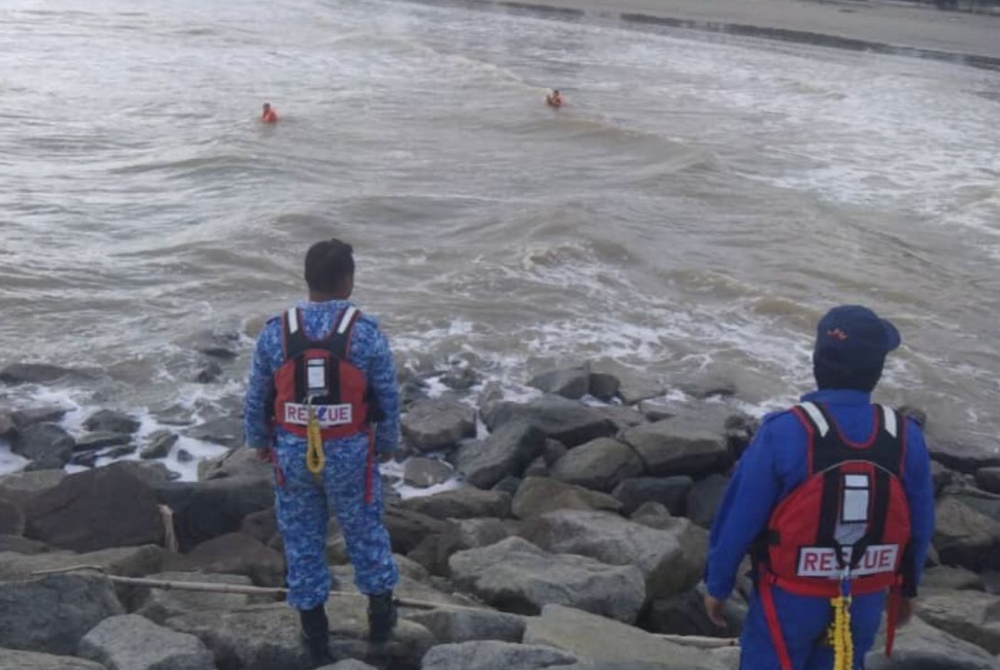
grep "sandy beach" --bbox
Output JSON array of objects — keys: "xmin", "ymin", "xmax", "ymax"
[{"xmin": 488, "ymin": 0, "xmax": 1000, "ymax": 64}]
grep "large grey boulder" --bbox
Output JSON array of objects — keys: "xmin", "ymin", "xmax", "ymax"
[
  {"xmin": 482, "ymin": 396, "xmax": 616, "ymax": 448},
  {"xmin": 511, "ymin": 477, "xmax": 621, "ymax": 520},
  {"xmin": 456, "ymin": 422, "xmax": 547, "ymax": 489},
  {"xmin": 589, "ymin": 360, "xmax": 665, "ymax": 405},
  {"xmin": 865, "ymin": 616, "xmax": 1000, "ymax": 670},
  {"xmin": 524, "ymin": 604, "xmax": 726, "ymax": 670},
  {"xmin": 0, "ymin": 363, "xmax": 98, "ymax": 385},
  {"xmin": 84, "ymin": 409, "xmax": 141, "ymax": 434},
  {"xmin": 933, "ymin": 497, "xmax": 1000, "ymax": 571},
  {"xmin": 154, "ymin": 474, "xmax": 273, "ymax": 551},
  {"xmin": 914, "ymin": 590, "xmax": 1000, "ymax": 654},
  {"xmin": 643, "ymin": 584, "xmax": 745, "ymax": 638},
  {"xmin": 920, "ymin": 565, "xmax": 984, "ymax": 592},
  {"xmin": 0, "ymin": 545, "xmax": 164, "ymax": 580},
  {"xmin": 402, "ymin": 400, "xmax": 476, "ymax": 452},
  {"xmin": 622, "ymin": 419, "xmax": 729, "ymax": 477},
  {"xmin": 0, "ymin": 492, "xmax": 23, "ymax": 536},
  {"xmin": 131, "ymin": 572, "xmax": 261, "ymax": 624},
  {"xmin": 629, "ymin": 503, "xmax": 710, "ymax": 597},
  {"xmin": 197, "ymin": 447, "xmax": 273, "ymax": 482},
  {"xmin": 687, "ymin": 474, "xmax": 730, "ymax": 528},
  {"xmin": 24, "ymin": 462, "xmax": 164, "ymax": 552},
  {"xmin": 183, "ymin": 418, "xmax": 243, "ymax": 448},
  {"xmin": 449, "ymin": 537, "xmax": 646, "ymax": 623},
  {"xmin": 0, "ymin": 469, "xmax": 66, "ymax": 494},
  {"xmin": 408, "ymin": 608, "xmax": 526, "ymax": 644},
  {"xmin": 549, "ymin": 438, "xmax": 643, "ymax": 492},
  {"xmin": 612, "ymin": 476, "xmax": 693, "ymax": 516},
  {"xmin": 10, "ymin": 423, "xmax": 75, "ymax": 470},
  {"xmin": 141, "ymin": 430, "xmax": 179, "ymax": 460},
  {"xmin": 404, "ymin": 457, "xmax": 454, "ymax": 488},
  {"xmin": 383, "ymin": 507, "xmax": 454, "ymax": 554},
  {"xmin": 976, "ymin": 467, "xmax": 1000, "ymax": 495},
  {"xmin": 410, "ymin": 517, "xmax": 510, "ymax": 576},
  {"xmin": 420, "ymin": 641, "xmax": 578, "ymax": 670},
  {"xmin": 529, "ymin": 367, "xmax": 591, "ymax": 400},
  {"xmin": 0, "ymin": 649, "xmax": 107, "ymax": 670},
  {"xmin": 930, "ymin": 440, "xmax": 1000, "ymax": 474},
  {"xmin": 175, "ymin": 532, "xmax": 285, "ymax": 587},
  {"xmin": 0, "ymin": 535, "xmax": 48, "ymax": 554},
  {"xmin": 400, "ymin": 488, "xmax": 511, "ymax": 520},
  {"xmin": 10, "ymin": 406, "xmax": 68, "ymax": 428},
  {"xmin": 522, "ymin": 509, "xmax": 695, "ymax": 600},
  {"xmin": 0, "ymin": 573, "xmax": 124, "ymax": 655},
  {"xmin": 78, "ymin": 614, "xmax": 215, "ymax": 670},
  {"xmin": 166, "ymin": 595, "xmax": 434, "ymax": 670}
]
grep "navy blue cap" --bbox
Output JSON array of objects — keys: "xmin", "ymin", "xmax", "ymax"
[{"xmin": 814, "ymin": 305, "xmax": 901, "ymax": 372}]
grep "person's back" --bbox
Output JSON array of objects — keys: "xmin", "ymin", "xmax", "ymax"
[
  {"xmin": 243, "ymin": 239, "xmax": 400, "ymax": 664},
  {"xmin": 704, "ymin": 305, "xmax": 935, "ymax": 670},
  {"xmin": 261, "ymin": 102, "xmax": 278, "ymax": 123}
]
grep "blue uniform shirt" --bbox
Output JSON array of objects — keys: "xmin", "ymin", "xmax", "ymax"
[
  {"xmin": 706, "ymin": 389, "xmax": 935, "ymax": 600},
  {"xmin": 243, "ymin": 299, "xmax": 401, "ymax": 454}
]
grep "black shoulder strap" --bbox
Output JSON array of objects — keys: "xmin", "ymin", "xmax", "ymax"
[{"xmin": 282, "ymin": 306, "xmax": 361, "ymax": 360}]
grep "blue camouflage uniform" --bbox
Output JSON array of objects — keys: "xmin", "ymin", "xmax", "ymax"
[
  {"xmin": 244, "ymin": 299, "xmax": 400, "ymax": 610},
  {"xmin": 706, "ymin": 389, "xmax": 935, "ymax": 670}
]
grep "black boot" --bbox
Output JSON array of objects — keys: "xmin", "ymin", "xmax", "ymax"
[
  {"xmin": 368, "ymin": 591, "xmax": 397, "ymax": 644},
  {"xmin": 299, "ymin": 604, "xmax": 334, "ymax": 666}
]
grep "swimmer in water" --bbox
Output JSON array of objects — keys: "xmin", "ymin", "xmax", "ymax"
[
  {"xmin": 546, "ymin": 89, "xmax": 563, "ymax": 108},
  {"xmin": 262, "ymin": 102, "xmax": 278, "ymax": 124}
]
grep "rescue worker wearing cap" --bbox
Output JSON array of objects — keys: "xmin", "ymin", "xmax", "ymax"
[
  {"xmin": 704, "ymin": 305, "xmax": 935, "ymax": 670},
  {"xmin": 243, "ymin": 238, "xmax": 400, "ymax": 665}
]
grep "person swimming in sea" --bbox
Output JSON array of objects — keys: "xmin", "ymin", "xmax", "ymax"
[
  {"xmin": 546, "ymin": 89, "xmax": 563, "ymax": 108},
  {"xmin": 262, "ymin": 102, "xmax": 278, "ymax": 124}
]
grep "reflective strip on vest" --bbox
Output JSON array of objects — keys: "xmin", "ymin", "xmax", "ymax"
[{"xmin": 799, "ymin": 402, "xmax": 830, "ymax": 437}]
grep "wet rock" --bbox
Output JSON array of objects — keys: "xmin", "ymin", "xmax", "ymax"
[
  {"xmin": 421, "ymin": 640, "xmax": 578, "ymax": 670},
  {"xmin": 612, "ymin": 476, "xmax": 693, "ymax": 516},
  {"xmin": 592, "ymin": 404, "xmax": 646, "ymax": 432},
  {"xmin": 628, "ymin": 503, "xmax": 709, "ymax": 594},
  {"xmin": 240, "ymin": 507, "xmax": 278, "ymax": 545},
  {"xmin": 384, "ymin": 507, "xmax": 454, "ymax": 554},
  {"xmin": 0, "ymin": 363, "xmax": 97, "ymax": 385},
  {"xmin": 523, "ymin": 456, "xmax": 548, "ymax": 478},
  {"xmin": 195, "ymin": 361, "xmax": 224, "ymax": 384},
  {"xmin": 410, "ymin": 517, "xmax": 510, "ymax": 576},
  {"xmin": 0, "ymin": 545, "xmax": 164, "ymax": 580},
  {"xmin": 191, "ymin": 329, "xmax": 241, "ymax": 360},
  {"xmin": 587, "ymin": 369, "xmax": 621, "ymax": 402},
  {"xmin": 166, "ymin": 595, "xmax": 434, "ymax": 670},
  {"xmin": 400, "ymin": 381, "xmax": 431, "ymax": 408},
  {"xmin": 542, "ymin": 439, "xmax": 568, "ymax": 466},
  {"xmin": 74, "ymin": 431, "xmax": 133, "ymax": 451},
  {"xmin": 865, "ymin": 615, "xmax": 999, "ymax": 670},
  {"xmin": 176, "ymin": 448, "xmax": 194, "ymax": 463},
  {"xmin": 10, "ymin": 423, "xmax": 75, "ymax": 470},
  {"xmin": 402, "ymin": 399, "xmax": 476, "ymax": 452},
  {"xmin": 116, "ymin": 460, "xmax": 177, "ymax": 486},
  {"xmin": 932, "ymin": 461, "xmax": 960, "ymax": 495},
  {"xmin": 0, "ymin": 410, "xmax": 13, "ymax": 437},
  {"xmin": 492, "ymin": 475, "xmax": 522, "ymax": 497},
  {"xmin": 0, "ymin": 535, "xmax": 48, "ymax": 554},
  {"xmin": 155, "ymin": 476, "xmax": 273, "ymax": 551},
  {"xmin": 197, "ymin": 447, "xmax": 272, "ymax": 481},
  {"xmin": 400, "ymin": 488, "xmax": 511, "ymax": 520},
  {"xmin": 151, "ymin": 404, "xmax": 196, "ymax": 427},
  {"xmin": 522, "ymin": 509, "xmax": 696, "ymax": 600},
  {"xmin": 977, "ymin": 467, "xmax": 1000, "ymax": 495},
  {"xmin": 643, "ymin": 583, "xmax": 745, "ymax": 638},
  {"xmin": 529, "ymin": 366, "xmax": 591, "ymax": 400},
  {"xmin": 930, "ymin": 440, "xmax": 1000, "ymax": 474},
  {"xmin": 456, "ymin": 421, "xmax": 547, "ymax": 489},
  {"xmin": 70, "ymin": 450, "xmax": 100, "ymax": 468},
  {"xmin": 921, "ymin": 565, "xmax": 984, "ymax": 592},
  {"xmin": 682, "ymin": 376, "xmax": 738, "ymax": 400},
  {"xmin": 0, "ymin": 493, "xmax": 23, "ymax": 536},
  {"xmin": 84, "ymin": 409, "xmax": 141, "ymax": 434},
  {"xmin": 131, "ymin": 572, "xmax": 261, "ymax": 624},
  {"xmin": 511, "ymin": 477, "xmax": 621, "ymax": 519},
  {"xmin": 687, "ymin": 474, "xmax": 730, "ymax": 528},
  {"xmin": 174, "ymin": 532, "xmax": 285, "ymax": 587},
  {"xmin": 549, "ymin": 438, "xmax": 643, "ymax": 492},
  {"xmin": 449, "ymin": 537, "xmax": 646, "ymax": 622},
  {"xmin": 441, "ymin": 366, "xmax": 479, "ymax": 391},
  {"xmin": 10, "ymin": 405, "xmax": 68, "ymax": 428},
  {"xmin": 482, "ymin": 395, "xmax": 616, "ymax": 448},
  {"xmin": 589, "ymin": 360, "xmax": 665, "ymax": 405},
  {"xmin": 141, "ymin": 430, "xmax": 179, "ymax": 460},
  {"xmin": 0, "ymin": 469, "xmax": 66, "ymax": 495},
  {"xmin": 79, "ymin": 614, "xmax": 215, "ymax": 670},
  {"xmin": 407, "ymin": 608, "xmax": 526, "ymax": 644},
  {"xmin": 404, "ymin": 457, "xmax": 454, "ymax": 488},
  {"xmin": 24, "ymin": 462, "xmax": 163, "ymax": 552},
  {"xmin": 933, "ymin": 497, "xmax": 1000, "ymax": 571},
  {"xmin": 0, "ymin": 573, "xmax": 124, "ymax": 655},
  {"xmin": 184, "ymin": 417, "xmax": 242, "ymax": 448},
  {"xmin": 523, "ymin": 604, "xmax": 727, "ymax": 670},
  {"xmin": 0, "ymin": 648, "xmax": 107, "ymax": 670},
  {"xmin": 622, "ymin": 419, "xmax": 729, "ymax": 477},
  {"xmin": 914, "ymin": 590, "xmax": 1000, "ymax": 653},
  {"xmin": 318, "ymin": 662, "xmax": 379, "ymax": 670}
]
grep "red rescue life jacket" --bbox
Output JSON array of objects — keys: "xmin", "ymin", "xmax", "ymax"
[
  {"xmin": 757, "ymin": 402, "xmax": 911, "ymax": 670},
  {"xmin": 272, "ymin": 306, "xmax": 372, "ymax": 441}
]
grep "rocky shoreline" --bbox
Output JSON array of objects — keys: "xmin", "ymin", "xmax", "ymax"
[{"xmin": 2, "ymin": 357, "xmax": 1000, "ymax": 669}]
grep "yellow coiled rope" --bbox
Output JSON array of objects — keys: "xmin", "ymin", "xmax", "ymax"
[
  {"xmin": 306, "ymin": 404, "xmax": 325, "ymax": 476},
  {"xmin": 829, "ymin": 594, "xmax": 853, "ymax": 670}
]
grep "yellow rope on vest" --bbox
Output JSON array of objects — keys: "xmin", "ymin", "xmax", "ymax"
[
  {"xmin": 306, "ymin": 404, "xmax": 325, "ymax": 475},
  {"xmin": 829, "ymin": 595, "xmax": 853, "ymax": 670}
]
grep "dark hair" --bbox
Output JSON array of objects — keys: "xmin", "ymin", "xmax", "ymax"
[
  {"xmin": 304, "ymin": 239, "xmax": 355, "ymax": 293},
  {"xmin": 813, "ymin": 357, "xmax": 883, "ymax": 393}
]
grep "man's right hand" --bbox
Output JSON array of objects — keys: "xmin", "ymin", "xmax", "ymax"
[{"xmin": 704, "ymin": 594, "xmax": 728, "ymax": 628}]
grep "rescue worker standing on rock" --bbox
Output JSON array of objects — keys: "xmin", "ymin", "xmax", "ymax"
[
  {"xmin": 244, "ymin": 238, "xmax": 400, "ymax": 665},
  {"xmin": 705, "ymin": 305, "xmax": 935, "ymax": 670}
]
